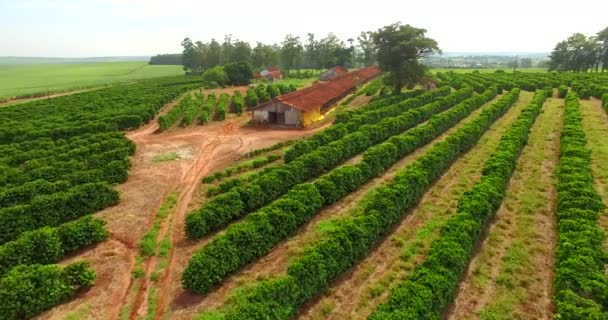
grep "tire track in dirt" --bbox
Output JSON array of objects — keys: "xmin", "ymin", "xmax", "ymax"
[{"xmin": 129, "ymin": 117, "xmax": 251, "ymax": 319}]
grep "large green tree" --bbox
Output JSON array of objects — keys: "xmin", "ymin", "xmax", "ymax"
[
  {"xmin": 252, "ymin": 42, "xmax": 280, "ymax": 69},
  {"xmin": 373, "ymin": 23, "xmax": 440, "ymax": 93},
  {"xmin": 280, "ymin": 34, "xmax": 304, "ymax": 72},
  {"xmin": 598, "ymin": 26, "xmax": 608, "ymax": 72},
  {"xmin": 549, "ymin": 33, "xmax": 601, "ymax": 72},
  {"xmin": 357, "ymin": 31, "xmax": 377, "ymax": 66}
]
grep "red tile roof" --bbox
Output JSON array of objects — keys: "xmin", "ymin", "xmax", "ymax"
[
  {"xmin": 329, "ymin": 65, "xmax": 349, "ymax": 76},
  {"xmin": 263, "ymin": 66, "xmax": 381, "ymax": 112},
  {"xmin": 268, "ymin": 70, "xmax": 282, "ymax": 79}
]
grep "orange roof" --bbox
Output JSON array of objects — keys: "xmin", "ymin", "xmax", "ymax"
[
  {"xmin": 268, "ymin": 70, "xmax": 282, "ymax": 79},
  {"xmin": 329, "ymin": 65, "xmax": 349, "ymax": 76},
  {"xmin": 266, "ymin": 66, "xmax": 381, "ymax": 112}
]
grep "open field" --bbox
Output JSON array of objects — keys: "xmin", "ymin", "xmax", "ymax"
[
  {"xmin": 0, "ymin": 61, "xmax": 183, "ymax": 101},
  {"xmin": 2, "ymin": 70, "xmax": 608, "ymax": 320},
  {"xmin": 430, "ymin": 68, "xmax": 548, "ymax": 73}
]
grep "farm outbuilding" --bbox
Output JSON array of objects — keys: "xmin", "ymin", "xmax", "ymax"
[
  {"xmin": 319, "ymin": 65, "xmax": 349, "ymax": 81},
  {"xmin": 252, "ymin": 66, "xmax": 381, "ymax": 128},
  {"xmin": 254, "ymin": 67, "xmax": 283, "ymax": 82}
]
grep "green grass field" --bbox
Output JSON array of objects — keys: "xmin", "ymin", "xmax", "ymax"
[
  {"xmin": 430, "ymin": 68, "xmax": 548, "ymax": 73},
  {"xmin": 0, "ymin": 61, "xmax": 183, "ymax": 101}
]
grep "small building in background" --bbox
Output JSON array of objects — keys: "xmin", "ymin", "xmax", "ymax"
[
  {"xmin": 252, "ymin": 66, "xmax": 381, "ymax": 128},
  {"xmin": 254, "ymin": 67, "xmax": 283, "ymax": 82},
  {"xmin": 319, "ymin": 65, "xmax": 349, "ymax": 81}
]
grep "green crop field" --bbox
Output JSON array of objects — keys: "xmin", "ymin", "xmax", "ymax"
[
  {"xmin": 430, "ymin": 67, "xmax": 548, "ymax": 73},
  {"xmin": 0, "ymin": 61, "xmax": 183, "ymax": 101}
]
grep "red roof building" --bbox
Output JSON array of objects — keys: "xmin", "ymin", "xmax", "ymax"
[
  {"xmin": 252, "ymin": 66, "xmax": 381, "ymax": 127},
  {"xmin": 319, "ymin": 65, "xmax": 349, "ymax": 81},
  {"xmin": 254, "ymin": 67, "xmax": 283, "ymax": 81}
]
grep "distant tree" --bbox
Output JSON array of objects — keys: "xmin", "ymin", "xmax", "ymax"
[
  {"xmin": 506, "ymin": 58, "xmax": 519, "ymax": 69},
  {"xmin": 208, "ymin": 39, "xmax": 222, "ymax": 68},
  {"xmin": 280, "ymin": 34, "xmax": 304, "ymax": 72},
  {"xmin": 252, "ymin": 42, "xmax": 280, "ymax": 69},
  {"xmin": 597, "ymin": 26, "xmax": 608, "ymax": 72},
  {"xmin": 537, "ymin": 60, "xmax": 550, "ymax": 68},
  {"xmin": 520, "ymin": 58, "xmax": 533, "ymax": 68},
  {"xmin": 231, "ymin": 40, "xmax": 252, "ymax": 64},
  {"xmin": 318, "ymin": 33, "xmax": 344, "ymax": 68},
  {"xmin": 357, "ymin": 31, "xmax": 377, "ymax": 66},
  {"xmin": 372, "ymin": 23, "xmax": 440, "ymax": 93},
  {"xmin": 181, "ymin": 38, "xmax": 203, "ymax": 73},
  {"xmin": 221, "ymin": 35, "xmax": 234, "ymax": 64},
  {"xmin": 149, "ymin": 54, "xmax": 182, "ymax": 65},
  {"xmin": 549, "ymin": 33, "xmax": 599, "ymax": 72},
  {"xmin": 305, "ymin": 33, "xmax": 320, "ymax": 69},
  {"xmin": 223, "ymin": 61, "xmax": 253, "ymax": 85}
]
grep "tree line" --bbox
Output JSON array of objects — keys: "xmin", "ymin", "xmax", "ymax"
[
  {"xmin": 175, "ymin": 23, "xmax": 438, "ymax": 94},
  {"xmin": 176, "ymin": 33, "xmax": 364, "ymax": 74},
  {"xmin": 549, "ymin": 26, "xmax": 608, "ymax": 72}
]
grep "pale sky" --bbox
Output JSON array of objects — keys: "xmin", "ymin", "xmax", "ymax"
[{"xmin": 0, "ymin": 0, "xmax": 606, "ymax": 57}]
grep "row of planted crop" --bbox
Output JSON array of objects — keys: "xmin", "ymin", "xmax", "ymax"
[
  {"xmin": 552, "ymin": 92, "xmax": 608, "ymax": 319},
  {"xmin": 184, "ymin": 87, "xmax": 467, "ymax": 239},
  {"xmin": 0, "ymin": 77, "xmax": 202, "ymax": 144},
  {"xmin": 0, "ymin": 261, "xmax": 96, "ymax": 320},
  {"xmin": 159, "ymin": 90, "xmax": 249, "ymax": 131},
  {"xmin": 182, "ymin": 86, "xmax": 502, "ymax": 294},
  {"xmin": 191, "ymin": 88, "xmax": 521, "ymax": 318},
  {"xmin": 1, "ymin": 131, "xmax": 134, "ymax": 191},
  {"xmin": 206, "ymin": 90, "xmax": 436, "ymax": 195},
  {"xmin": 283, "ymin": 88, "xmax": 429, "ymax": 162},
  {"xmin": 0, "ymin": 77, "xmax": 202, "ymax": 320},
  {"xmin": 371, "ymin": 89, "xmax": 548, "ymax": 319},
  {"xmin": 0, "ymin": 182, "xmax": 118, "ymax": 244}
]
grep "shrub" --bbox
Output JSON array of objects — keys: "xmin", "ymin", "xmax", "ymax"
[
  {"xmin": 267, "ymin": 84, "xmax": 281, "ymax": 98},
  {"xmin": 232, "ymin": 91, "xmax": 244, "ymax": 114},
  {"xmin": 202, "ymin": 66, "xmax": 229, "ymax": 87},
  {"xmin": 223, "ymin": 62, "xmax": 253, "ymax": 85},
  {"xmin": 256, "ymin": 84, "xmax": 271, "ymax": 103},
  {"xmin": 246, "ymin": 88, "xmax": 259, "ymax": 109},
  {"xmin": 0, "ymin": 261, "xmax": 95, "ymax": 320},
  {"xmin": 214, "ymin": 94, "xmax": 229, "ymax": 121},
  {"xmin": 558, "ymin": 85, "xmax": 569, "ymax": 98}
]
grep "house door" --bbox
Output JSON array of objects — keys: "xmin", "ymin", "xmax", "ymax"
[
  {"xmin": 268, "ymin": 112, "xmax": 278, "ymax": 123},
  {"xmin": 277, "ymin": 112, "xmax": 285, "ymax": 124}
]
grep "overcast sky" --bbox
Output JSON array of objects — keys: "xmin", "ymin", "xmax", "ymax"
[{"xmin": 0, "ymin": 0, "xmax": 606, "ymax": 57}]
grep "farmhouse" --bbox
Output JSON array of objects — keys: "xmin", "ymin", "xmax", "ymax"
[
  {"xmin": 254, "ymin": 66, "xmax": 283, "ymax": 82},
  {"xmin": 251, "ymin": 66, "xmax": 381, "ymax": 128},
  {"xmin": 319, "ymin": 65, "xmax": 349, "ymax": 81}
]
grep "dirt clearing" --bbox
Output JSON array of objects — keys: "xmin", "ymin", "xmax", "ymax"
[{"xmin": 36, "ymin": 95, "xmax": 329, "ymax": 319}]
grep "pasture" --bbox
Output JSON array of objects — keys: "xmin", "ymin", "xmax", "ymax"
[{"xmin": 0, "ymin": 61, "xmax": 183, "ymax": 101}]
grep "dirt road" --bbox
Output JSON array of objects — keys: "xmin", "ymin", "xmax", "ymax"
[{"xmin": 37, "ymin": 106, "xmax": 329, "ymax": 319}]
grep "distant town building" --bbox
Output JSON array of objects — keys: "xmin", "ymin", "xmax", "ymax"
[{"xmin": 252, "ymin": 66, "xmax": 381, "ymax": 128}]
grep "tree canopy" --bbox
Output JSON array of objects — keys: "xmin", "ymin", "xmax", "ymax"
[
  {"xmin": 373, "ymin": 23, "xmax": 440, "ymax": 93},
  {"xmin": 549, "ymin": 27, "xmax": 608, "ymax": 72}
]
